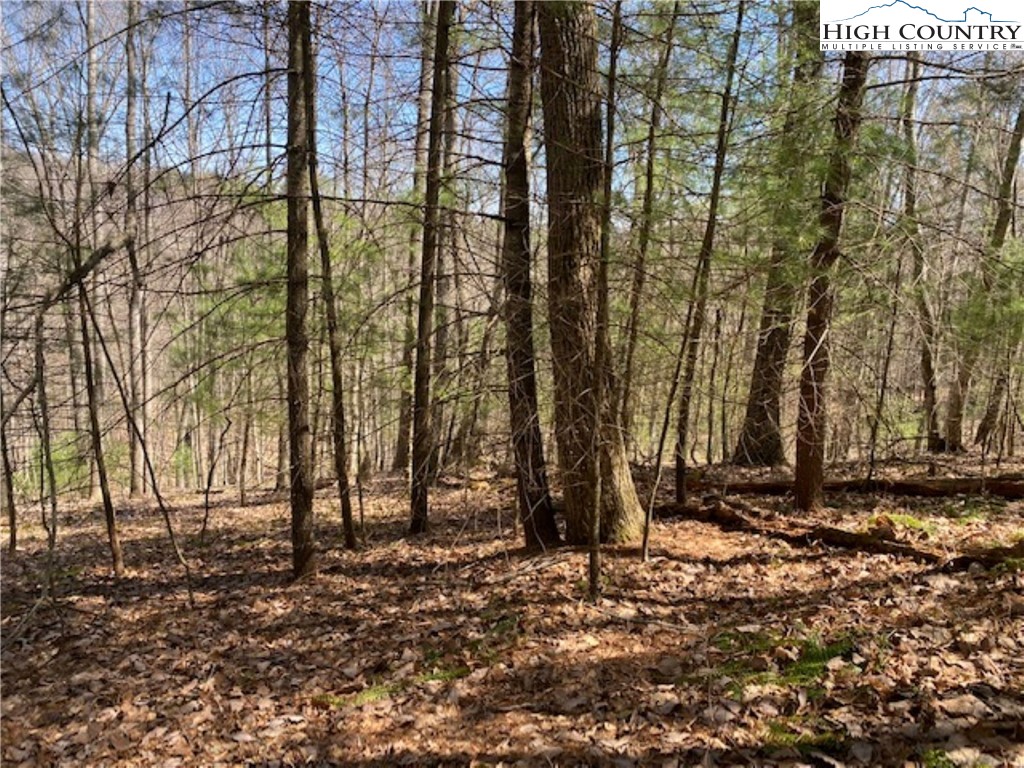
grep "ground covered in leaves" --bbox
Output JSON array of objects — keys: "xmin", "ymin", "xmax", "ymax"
[{"xmin": 2, "ymin": 464, "xmax": 1024, "ymax": 767}]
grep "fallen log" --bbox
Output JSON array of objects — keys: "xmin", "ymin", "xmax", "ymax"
[
  {"xmin": 943, "ymin": 539, "xmax": 1024, "ymax": 572},
  {"xmin": 652, "ymin": 498, "xmax": 1016, "ymax": 568},
  {"xmin": 689, "ymin": 476, "xmax": 1024, "ymax": 500}
]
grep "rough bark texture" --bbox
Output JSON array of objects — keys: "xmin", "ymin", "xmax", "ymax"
[
  {"xmin": 794, "ymin": 52, "xmax": 869, "ymax": 512},
  {"xmin": 287, "ymin": 0, "xmax": 316, "ymax": 578},
  {"xmin": 733, "ymin": 3, "xmax": 820, "ymax": 467},
  {"xmin": 538, "ymin": 1, "xmax": 643, "ymax": 545},
  {"xmin": 501, "ymin": 0, "xmax": 560, "ymax": 550},
  {"xmin": 410, "ymin": 0, "xmax": 454, "ymax": 534}
]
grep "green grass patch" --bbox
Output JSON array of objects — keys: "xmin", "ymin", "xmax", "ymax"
[
  {"xmin": 468, "ymin": 608, "xmax": 522, "ymax": 665},
  {"xmin": 786, "ymin": 636, "xmax": 854, "ymax": 683},
  {"xmin": 716, "ymin": 634, "xmax": 854, "ymax": 697},
  {"xmin": 311, "ymin": 663, "xmax": 471, "ymax": 710},
  {"xmin": 764, "ymin": 718, "xmax": 844, "ymax": 753},
  {"xmin": 993, "ymin": 557, "xmax": 1024, "ymax": 574},
  {"xmin": 712, "ymin": 629, "xmax": 780, "ymax": 654},
  {"xmin": 940, "ymin": 499, "xmax": 1004, "ymax": 523},
  {"xmin": 921, "ymin": 749, "xmax": 957, "ymax": 768},
  {"xmin": 349, "ymin": 682, "xmax": 402, "ymax": 706}
]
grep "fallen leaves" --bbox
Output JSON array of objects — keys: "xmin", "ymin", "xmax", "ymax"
[{"xmin": 2, "ymin": 478, "xmax": 1023, "ymax": 766}]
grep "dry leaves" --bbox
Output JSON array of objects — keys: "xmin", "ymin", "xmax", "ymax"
[{"xmin": 2, "ymin": 472, "xmax": 1023, "ymax": 766}]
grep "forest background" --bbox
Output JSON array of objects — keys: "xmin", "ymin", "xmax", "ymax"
[{"xmin": 2, "ymin": 1, "xmax": 1023, "ymax": 764}]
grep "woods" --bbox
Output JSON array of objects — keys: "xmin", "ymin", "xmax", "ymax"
[{"xmin": 2, "ymin": 1, "xmax": 1023, "ymax": 765}]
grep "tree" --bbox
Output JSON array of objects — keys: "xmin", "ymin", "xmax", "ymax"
[
  {"xmin": 899, "ymin": 53, "xmax": 943, "ymax": 454},
  {"xmin": 674, "ymin": 0, "xmax": 745, "ymax": 503},
  {"xmin": 946, "ymin": 102, "xmax": 1024, "ymax": 451},
  {"xmin": 732, "ymin": 3, "xmax": 821, "ymax": 467},
  {"xmin": 537, "ymin": 1, "xmax": 643, "ymax": 545},
  {"xmin": 617, "ymin": 0, "xmax": 680, "ymax": 438},
  {"xmin": 309, "ymin": 56, "xmax": 358, "ymax": 551},
  {"xmin": 794, "ymin": 52, "xmax": 870, "ymax": 512},
  {"xmin": 410, "ymin": 0, "xmax": 454, "ymax": 535},
  {"xmin": 393, "ymin": 2, "xmax": 437, "ymax": 475},
  {"xmin": 287, "ymin": 0, "xmax": 316, "ymax": 578},
  {"xmin": 125, "ymin": 0, "xmax": 147, "ymax": 497},
  {"xmin": 500, "ymin": 0, "xmax": 560, "ymax": 550}
]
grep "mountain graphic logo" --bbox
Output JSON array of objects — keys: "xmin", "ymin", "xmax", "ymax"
[{"xmin": 828, "ymin": 1, "xmax": 1016, "ymax": 24}]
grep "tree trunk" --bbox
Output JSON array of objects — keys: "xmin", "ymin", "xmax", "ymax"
[
  {"xmin": 2, "ymin": 270, "xmax": 17, "ymax": 552},
  {"xmin": 84, "ymin": 0, "xmax": 100, "ymax": 499},
  {"xmin": 428, "ymin": 42, "xmax": 458, "ymax": 482},
  {"xmin": 794, "ymin": 52, "xmax": 870, "ymax": 512},
  {"xmin": 733, "ymin": 3, "xmax": 820, "ymax": 467},
  {"xmin": 78, "ymin": 284, "xmax": 126, "ymax": 577},
  {"xmin": 975, "ymin": 368, "xmax": 1008, "ymax": 450},
  {"xmin": 309, "ymin": 72, "xmax": 358, "ymax": 551},
  {"xmin": 900, "ymin": 54, "xmax": 941, "ymax": 453},
  {"xmin": 394, "ymin": 2, "xmax": 436, "ymax": 475},
  {"xmin": 537, "ymin": 1, "xmax": 643, "ymax": 545},
  {"xmin": 947, "ymin": 104, "xmax": 1024, "ymax": 451},
  {"xmin": 35, "ymin": 315, "xmax": 59, "ymax": 591},
  {"xmin": 589, "ymin": 0, "xmax": 625, "ymax": 598},
  {"xmin": 675, "ymin": 0, "xmax": 744, "ymax": 503},
  {"xmin": 286, "ymin": 0, "xmax": 316, "ymax": 578},
  {"xmin": 618, "ymin": 0, "xmax": 680, "ymax": 437},
  {"xmin": 500, "ymin": 0, "xmax": 559, "ymax": 550},
  {"xmin": 410, "ymin": 0, "xmax": 454, "ymax": 535},
  {"xmin": 125, "ymin": 0, "xmax": 146, "ymax": 498},
  {"xmin": 1, "ymin": 409, "xmax": 14, "ymax": 552}
]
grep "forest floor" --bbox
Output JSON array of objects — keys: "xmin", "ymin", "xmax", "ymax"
[{"xmin": 2, "ymin": 459, "xmax": 1023, "ymax": 767}]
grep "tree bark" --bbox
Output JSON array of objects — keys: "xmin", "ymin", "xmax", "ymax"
[
  {"xmin": 78, "ymin": 283, "xmax": 126, "ymax": 577},
  {"xmin": 675, "ymin": 0, "xmax": 744, "ymax": 503},
  {"xmin": 308, "ymin": 64, "xmax": 358, "ymax": 551},
  {"xmin": 537, "ymin": 1, "xmax": 643, "ymax": 545},
  {"xmin": 410, "ymin": 0, "xmax": 454, "ymax": 535},
  {"xmin": 2, "ymin": 270, "xmax": 17, "ymax": 552},
  {"xmin": 394, "ymin": 2, "xmax": 436, "ymax": 475},
  {"xmin": 287, "ymin": 0, "xmax": 316, "ymax": 578},
  {"xmin": 501, "ymin": 0, "xmax": 559, "ymax": 550},
  {"xmin": 733, "ymin": 3, "xmax": 820, "ymax": 467},
  {"xmin": 794, "ymin": 52, "xmax": 870, "ymax": 512},
  {"xmin": 900, "ymin": 54, "xmax": 942, "ymax": 453},
  {"xmin": 125, "ymin": 0, "xmax": 146, "ymax": 498}
]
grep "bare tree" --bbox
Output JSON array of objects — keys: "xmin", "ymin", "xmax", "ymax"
[
  {"xmin": 410, "ymin": 0, "xmax": 454, "ymax": 535},
  {"xmin": 675, "ymin": 0, "xmax": 745, "ymax": 503},
  {"xmin": 287, "ymin": 0, "xmax": 316, "ymax": 577},
  {"xmin": 795, "ymin": 52, "xmax": 870, "ymax": 512}
]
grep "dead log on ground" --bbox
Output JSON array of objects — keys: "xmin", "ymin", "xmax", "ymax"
[
  {"xmin": 652, "ymin": 498, "xmax": 1024, "ymax": 568},
  {"xmin": 689, "ymin": 476, "xmax": 1024, "ymax": 500}
]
